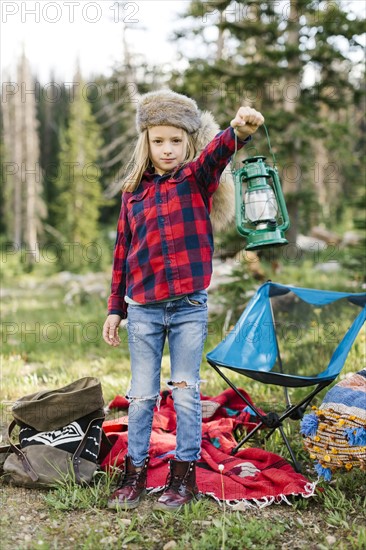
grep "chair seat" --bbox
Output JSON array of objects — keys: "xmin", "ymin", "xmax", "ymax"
[{"xmin": 207, "ymin": 359, "xmax": 338, "ymax": 387}]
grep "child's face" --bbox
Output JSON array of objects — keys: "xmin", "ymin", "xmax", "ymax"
[{"xmin": 148, "ymin": 126, "xmax": 187, "ymax": 175}]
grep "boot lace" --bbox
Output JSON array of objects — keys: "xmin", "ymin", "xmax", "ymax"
[
  {"xmin": 166, "ymin": 470, "xmax": 189, "ymax": 491},
  {"xmin": 118, "ymin": 469, "xmax": 141, "ymax": 488}
]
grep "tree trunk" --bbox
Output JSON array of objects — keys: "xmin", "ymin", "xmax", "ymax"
[{"xmin": 1, "ymin": 52, "xmax": 45, "ymax": 261}]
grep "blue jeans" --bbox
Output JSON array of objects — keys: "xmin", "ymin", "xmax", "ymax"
[{"xmin": 126, "ymin": 291, "xmax": 208, "ymax": 466}]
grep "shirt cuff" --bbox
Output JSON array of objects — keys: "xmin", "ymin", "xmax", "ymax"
[
  {"xmin": 108, "ymin": 295, "xmax": 128, "ymax": 318},
  {"xmin": 108, "ymin": 309, "xmax": 128, "ymax": 319},
  {"xmin": 231, "ymin": 126, "xmax": 252, "ymax": 143}
]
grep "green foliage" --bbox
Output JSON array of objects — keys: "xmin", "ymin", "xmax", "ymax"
[
  {"xmin": 0, "ymin": 272, "xmax": 130, "ymax": 404},
  {"xmin": 44, "ymin": 470, "xmax": 119, "ymax": 511},
  {"xmin": 321, "ymin": 470, "xmax": 366, "ymax": 508},
  {"xmin": 172, "ymin": 0, "xmax": 365, "ymax": 240},
  {"xmin": 176, "ymin": 512, "xmax": 287, "ymax": 550},
  {"xmin": 52, "ymin": 75, "xmax": 104, "ymax": 271},
  {"xmin": 37, "ymin": 77, "xmax": 70, "ymax": 224},
  {"xmin": 341, "ymin": 176, "xmax": 366, "ymax": 283}
]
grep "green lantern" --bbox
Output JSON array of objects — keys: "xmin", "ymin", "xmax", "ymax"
[{"xmin": 233, "ymin": 127, "xmax": 290, "ymax": 250}]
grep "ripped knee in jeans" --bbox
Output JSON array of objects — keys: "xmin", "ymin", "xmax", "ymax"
[
  {"xmin": 170, "ymin": 380, "xmax": 188, "ymax": 388},
  {"xmin": 167, "ymin": 380, "xmax": 200, "ymax": 391},
  {"xmin": 126, "ymin": 392, "xmax": 162, "ymax": 409}
]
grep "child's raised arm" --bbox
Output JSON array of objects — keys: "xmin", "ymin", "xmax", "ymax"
[{"xmin": 230, "ymin": 106, "xmax": 264, "ymax": 141}]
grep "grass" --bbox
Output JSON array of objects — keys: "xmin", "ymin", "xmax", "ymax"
[
  {"xmin": 1, "ymin": 251, "xmax": 365, "ymax": 549},
  {"xmin": 2, "ymin": 477, "xmax": 365, "ymax": 549}
]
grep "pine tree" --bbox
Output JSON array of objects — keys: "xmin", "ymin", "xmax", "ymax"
[
  {"xmin": 38, "ymin": 72, "xmax": 70, "ymax": 236},
  {"xmin": 54, "ymin": 69, "xmax": 103, "ymax": 271}
]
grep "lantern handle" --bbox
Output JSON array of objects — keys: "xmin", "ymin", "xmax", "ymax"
[
  {"xmin": 232, "ymin": 123, "xmax": 278, "ymax": 170},
  {"xmin": 263, "ymin": 124, "xmax": 277, "ymax": 168}
]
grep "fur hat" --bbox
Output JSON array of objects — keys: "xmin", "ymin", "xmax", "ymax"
[
  {"xmin": 136, "ymin": 89, "xmax": 201, "ymax": 134},
  {"xmin": 136, "ymin": 89, "xmax": 235, "ymax": 232}
]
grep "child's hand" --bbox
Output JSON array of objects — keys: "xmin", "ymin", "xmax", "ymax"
[
  {"xmin": 103, "ymin": 314, "xmax": 123, "ymax": 346},
  {"xmin": 230, "ymin": 107, "xmax": 265, "ymax": 140}
]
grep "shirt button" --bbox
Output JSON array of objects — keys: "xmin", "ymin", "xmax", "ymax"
[{"xmin": 166, "ymin": 258, "xmax": 171, "ymax": 264}]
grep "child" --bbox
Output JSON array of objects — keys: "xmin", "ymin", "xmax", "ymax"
[{"xmin": 103, "ymin": 89, "xmax": 264, "ymax": 511}]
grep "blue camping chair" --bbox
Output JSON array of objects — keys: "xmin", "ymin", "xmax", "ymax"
[{"xmin": 206, "ymin": 282, "xmax": 366, "ymax": 471}]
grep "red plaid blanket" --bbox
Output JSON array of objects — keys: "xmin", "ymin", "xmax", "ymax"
[{"xmin": 101, "ymin": 388, "xmax": 316, "ymax": 508}]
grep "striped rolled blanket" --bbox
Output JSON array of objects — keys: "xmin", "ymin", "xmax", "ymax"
[{"xmin": 300, "ymin": 369, "xmax": 366, "ymax": 480}]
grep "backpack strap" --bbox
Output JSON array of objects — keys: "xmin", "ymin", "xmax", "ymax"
[
  {"xmin": 7, "ymin": 420, "xmax": 39, "ymax": 482},
  {"xmin": 98, "ymin": 430, "xmax": 114, "ymax": 464},
  {"xmin": 72, "ymin": 411, "xmax": 106, "ymax": 483}
]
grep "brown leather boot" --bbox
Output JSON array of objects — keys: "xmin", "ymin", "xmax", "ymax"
[
  {"xmin": 154, "ymin": 459, "xmax": 199, "ymax": 511},
  {"xmin": 107, "ymin": 455, "xmax": 149, "ymax": 510}
]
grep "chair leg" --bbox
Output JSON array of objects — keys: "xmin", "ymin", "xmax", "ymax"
[
  {"xmin": 234, "ymin": 417, "xmax": 302, "ymax": 472},
  {"xmin": 208, "ymin": 361, "xmax": 330, "ymax": 471},
  {"xmin": 231, "ymin": 420, "xmax": 264, "ymax": 455},
  {"xmin": 278, "ymin": 425, "xmax": 302, "ymax": 473}
]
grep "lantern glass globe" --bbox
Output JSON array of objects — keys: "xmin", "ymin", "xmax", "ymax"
[{"xmin": 244, "ymin": 188, "xmax": 278, "ymax": 223}]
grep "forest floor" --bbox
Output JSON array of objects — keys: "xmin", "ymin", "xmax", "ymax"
[
  {"xmin": 1, "ymin": 265, "xmax": 365, "ymax": 549},
  {"xmin": 1, "ymin": 475, "xmax": 365, "ymax": 549}
]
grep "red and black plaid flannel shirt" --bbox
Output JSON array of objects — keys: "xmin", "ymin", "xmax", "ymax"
[{"xmin": 108, "ymin": 127, "xmax": 249, "ymax": 318}]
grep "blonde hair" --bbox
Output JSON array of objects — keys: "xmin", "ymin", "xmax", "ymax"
[{"xmin": 121, "ymin": 128, "xmax": 197, "ymax": 192}]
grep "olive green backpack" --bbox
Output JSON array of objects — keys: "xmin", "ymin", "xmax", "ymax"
[{"xmin": 1, "ymin": 377, "xmax": 109, "ymax": 488}]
